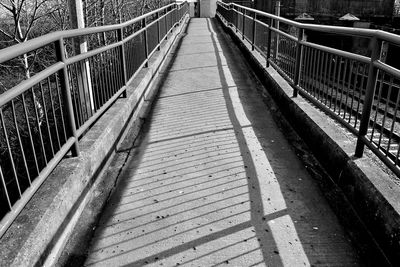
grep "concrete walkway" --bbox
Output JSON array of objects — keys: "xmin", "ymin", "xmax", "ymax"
[{"xmin": 84, "ymin": 18, "xmax": 361, "ymax": 267}]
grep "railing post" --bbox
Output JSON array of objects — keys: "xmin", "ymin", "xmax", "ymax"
[
  {"xmin": 55, "ymin": 38, "xmax": 79, "ymax": 156},
  {"xmin": 355, "ymin": 37, "xmax": 382, "ymax": 157},
  {"xmin": 118, "ymin": 28, "xmax": 127, "ymax": 97},
  {"xmin": 251, "ymin": 12, "xmax": 256, "ymax": 51},
  {"xmin": 157, "ymin": 11, "xmax": 161, "ymax": 51},
  {"xmin": 242, "ymin": 8, "xmax": 245, "ymax": 40},
  {"xmin": 143, "ymin": 17, "xmax": 149, "ymax": 68},
  {"xmin": 293, "ymin": 28, "xmax": 304, "ymax": 97}
]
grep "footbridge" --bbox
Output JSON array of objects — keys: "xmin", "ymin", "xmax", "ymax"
[{"xmin": 0, "ymin": 1, "xmax": 400, "ymax": 266}]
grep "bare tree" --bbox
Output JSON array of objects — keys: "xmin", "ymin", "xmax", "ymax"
[{"xmin": 0, "ymin": 0, "xmax": 62, "ymax": 79}]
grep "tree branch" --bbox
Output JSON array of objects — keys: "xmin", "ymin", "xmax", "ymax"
[
  {"xmin": 0, "ymin": 2, "xmax": 13, "ymax": 12},
  {"xmin": 0, "ymin": 28, "xmax": 15, "ymax": 41}
]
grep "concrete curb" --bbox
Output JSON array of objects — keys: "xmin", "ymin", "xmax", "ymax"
[
  {"xmin": 217, "ymin": 16, "xmax": 400, "ymax": 266},
  {"xmin": 0, "ymin": 15, "xmax": 190, "ymax": 267}
]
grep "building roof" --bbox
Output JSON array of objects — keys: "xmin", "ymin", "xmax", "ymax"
[
  {"xmin": 339, "ymin": 13, "xmax": 360, "ymax": 21},
  {"xmin": 294, "ymin": 13, "xmax": 314, "ymax": 21}
]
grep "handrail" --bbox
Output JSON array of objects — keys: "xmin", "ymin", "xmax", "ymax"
[
  {"xmin": 0, "ymin": 3, "xmax": 177, "ymax": 64},
  {"xmin": 226, "ymin": 2, "xmax": 400, "ymax": 45},
  {"xmin": 0, "ymin": 1, "xmax": 189, "ymax": 239},
  {"xmin": 217, "ymin": 1, "xmax": 400, "ymax": 177}
]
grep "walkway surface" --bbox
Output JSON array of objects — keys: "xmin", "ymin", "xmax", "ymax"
[{"xmin": 84, "ymin": 18, "xmax": 361, "ymax": 267}]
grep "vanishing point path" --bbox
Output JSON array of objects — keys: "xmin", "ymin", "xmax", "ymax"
[{"xmin": 84, "ymin": 18, "xmax": 361, "ymax": 266}]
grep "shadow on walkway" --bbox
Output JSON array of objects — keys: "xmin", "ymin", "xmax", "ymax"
[{"xmin": 83, "ymin": 18, "xmax": 361, "ymax": 267}]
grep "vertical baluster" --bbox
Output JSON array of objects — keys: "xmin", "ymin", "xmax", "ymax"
[
  {"xmin": 242, "ymin": 8, "xmax": 245, "ymax": 40},
  {"xmin": 305, "ymin": 47, "xmax": 312, "ymax": 90},
  {"xmin": 54, "ymin": 73, "xmax": 68, "ymax": 141},
  {"xmin": 30, "ymin": 86, "xmax": 48, "ymax": 164},
  {"xmin": 321, "ymin": 52, "xmax": 329, "ymax": 101},
  {"xmin": 39, "ymin": 80, "xmax": 55, "ymax": 157},
  {"xmin": 47, "ymin": 77, "xmax": 61, "ymax": 151},
  {"xmin": 96, "ymin": 54, "xmax": 106, "ymax": 107},
  {"xmin": 324, "ymin": 53, "xmax": 333, "ymax": 106},
  {"xmin": 343, "ymin": 61, "xmax": 354, "ymax": 121},
  {"xmin": 0, "ymin": 108, "xmax": 22, "ymax": 197},
  {"xmin": 370, "ymin": 72, "xmax": 384, "ymax": 144},
  {"xmin": 317, "ymin": 50, "xmax": 324, "ymax": 99},
  {"xmin": 293, "ymin": 28, "xmax": 303, "ymax": 97},
  {"xmin": 165, "ymin": 8, "xmax": 168, "ymax": 40},
  {"xmin": 251, "ymin": 12, "xmax": 256, "ymax": 51},
  {"xmin": 109, "ymin": 48, "xmax": 118, "ymax": 95},
  {"xmin": 387, "ymin": 83, "xmax": 400, "ymax": 159},
  {"xmin": 310, "ymin": 49, "xmax": 316, "ymax": 96},
  {"xmin": 348, "ymin": 62, "xmax": 360, "ymax": 124},
  {"xmin": 11, "ymin": 100, "xmax": 31, "ymax": 185},
  {"xmin": 378, "ymin": 75, "xmax": 393, "ymax": 149},
  {"xmin": 71, "ymin": 64, "xmax": 82, "ymax": 127},
  {"xmin": 157, "ymin": 12, "xmax": 161, "ymax": 51},
  {"xmin": 266, "ymin": 18, "xmax": 272, "ymax": 67},
  {"xmin": 354, "ymin": 64, "xmax": 367, "ymax": 129},
  {"xmin": 143, "ymin": 17, "xmax": 149, "ymax": 68},
  {"xmin": 21, "ymin": 92, "xmax": 40, "ymax": 175},
  {"xmin": 334, "ymin": 57, "xmax": 343, "ymax": 112},
  {"xmin": 118, "ymin": 28, "xmax": 128, "ymax": 98},
  {"xmin": 0, "ymin": 166, "xmax": 12, "ymax": 212},
  {"xmin": 329, "ymin": 55, "xmax": 338, "ymax": 109},
  {"xmin": 338, "ymin": 58, "xmax": 348, "ymax": 115}
]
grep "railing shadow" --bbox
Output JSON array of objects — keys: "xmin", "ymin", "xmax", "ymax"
[{"xmin": 206, "ymin": 17, "xmax": 360, "ymax": 266}]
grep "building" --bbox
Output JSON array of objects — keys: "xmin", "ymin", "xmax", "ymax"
[{"xmin": 255, "ymin": 0, "xmax": 396, "ymax": 22}]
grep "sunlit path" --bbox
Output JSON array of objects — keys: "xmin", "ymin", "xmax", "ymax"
[{"xmin": 84, "ymin": 18, "xmax": 361, "ymax": 267}]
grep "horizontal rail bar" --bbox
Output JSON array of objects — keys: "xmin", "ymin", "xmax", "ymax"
[
  {"xmin": 65, "ymin": 42, "xmax": 122, "ymax": 66},
  {"xmin": 256, "ymin": 20, "xmax": 269, "ymax": 28},
  {"xmin": 270, "ymin": 27, "xmax": 297, "ymax": 42},
  {"xmin": 123, "ymin": 27, "xmax": 146, "ymax": 43},
  {"xmin": 300, "ymin": 41, "xmax": 370, "ymax": 64},
  {"xmin": 0, "ymin": 62, "xmax": 64, "ymax": 107},
  {"xmin": 374, "ymin": 61, "xmax": 400, "ymax": 79},
  {"xmin": 227, "ymin": 2, "xmax": 400, "ymax": 44},
  {"xmin": 0, "ymin": 2, "xmax": 186, "ymax": 64}
]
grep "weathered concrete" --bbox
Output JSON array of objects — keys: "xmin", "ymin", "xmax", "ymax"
[
  {"xmin": 0, "ymin": 15, "xmax": 189, "ymax": 267},
  {"xmin": 84, "ymin": 18, "xmax": 361, "ymax": 266},
  {"xmin": 217, "ymin": 11, "xmax": 400, "ymax": 266}
]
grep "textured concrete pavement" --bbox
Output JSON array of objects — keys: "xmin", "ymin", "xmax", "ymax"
[{"xmin": 84, "ymin": 18, "xmax": 361, "ymax": 267}]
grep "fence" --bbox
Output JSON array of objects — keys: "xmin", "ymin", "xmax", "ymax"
[
  {"xmin": 0, "ymin": 2, "xmax": 188, "ymax": 238},
  {"xmin": 217, "ymin": 1, "xmax": 400, "ymax": 178}
]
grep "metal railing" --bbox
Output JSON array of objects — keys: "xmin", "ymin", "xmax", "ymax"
[
  {"xmin": 0, "ymin": 2, "xmax": 189, "ymax": 237},
  {"xmin": 217, "ymin": 1, "xmax": 400, "ymax": 177}
]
